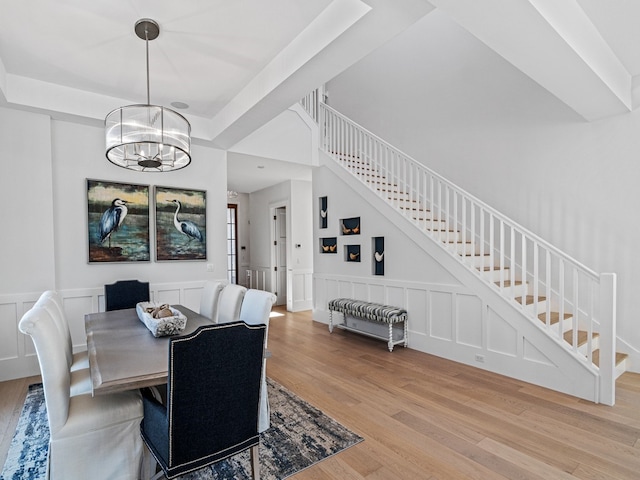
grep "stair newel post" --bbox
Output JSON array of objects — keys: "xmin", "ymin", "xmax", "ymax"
[{"xmin": 598, "ymin": 273, "xmax": 617, "ymax": 406}]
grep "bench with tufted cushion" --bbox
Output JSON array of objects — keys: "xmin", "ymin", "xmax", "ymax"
[{"xmin": 328, "ymin": 298, "xmax": 408, "ymax": 351}]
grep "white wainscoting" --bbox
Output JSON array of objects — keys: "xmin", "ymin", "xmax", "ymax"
[
  {"xmin": 0, "ymin": 281, "xmax": 205, "ymax": 382},
  {"xmin": 290, "ymin": 268, "xmax": 313, "ymax": 312},
  {"xmin": 313, "ymin": 273, "xmax": 599, "ymax": 402}
]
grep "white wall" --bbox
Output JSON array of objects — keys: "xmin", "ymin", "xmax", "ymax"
[
  {"xmin": 51, "ymin": 120, "xmax": 228, "ymax": 288},
  {"xmin": 326, "ymin": 10, "xmax": 640, "ymax": 353},
  {"xmin": 249, "ymin": 179, "xmax": 313, "ymax": 310},
  {"xmin": 0, "ymin": 106, "xmax": 230, "ymax": 381},
  {"xmin": 228, "ymin": 108, "xmax": 314, "ymax": 166},
  {"xmin": 0, "ymin": 108, "xmax": 56, "ymax": 294},
  {"xmin": 313, "ymin": 165, "xmax": 459, "ymax": 285}
]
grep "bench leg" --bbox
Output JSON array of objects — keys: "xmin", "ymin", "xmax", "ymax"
[
  {"xmin": 404, "ymin": 320, "xmax": 408, "ymax": 348},
  {"xmin": 329, "ymin": 310, "xmax": 333, "ymax": 333},
  {"xmin": 388, "ymin": 323, "xmax": 394, "ymax": 352}
]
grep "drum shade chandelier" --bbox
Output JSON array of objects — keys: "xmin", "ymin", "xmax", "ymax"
[{"xmin": 105, "ymin": 19, "xmax": 191, "ymax": 172}]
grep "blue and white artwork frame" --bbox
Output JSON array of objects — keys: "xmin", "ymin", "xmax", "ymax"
[
  {"xmin": 155, "ymin": 186, "xmax": 207, "ymax": 261},
  {"xmin": 87, "ymin": 179, "xmax": 150, "ymax": 263}
]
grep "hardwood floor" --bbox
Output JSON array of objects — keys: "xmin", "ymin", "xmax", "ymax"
[{"xmin": 2, "ymin": 307, "xmax": 640, "ymax": 479}]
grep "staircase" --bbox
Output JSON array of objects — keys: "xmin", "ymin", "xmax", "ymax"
[{"xmin": 303, "ymin": 93, "xmax": 627, "ymax": 405}]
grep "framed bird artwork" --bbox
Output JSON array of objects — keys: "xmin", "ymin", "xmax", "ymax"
[
  {"xmin": 87, "ymin": 179, "xmax": 150, "ymax": 263},
  {"xmin": 155, "ymin": 186, "xmax": 207, "ymax": 261},
  {"xmin": 373, "ymin": 236, "xmax": 384, "ymax": 275},
  {"xmin": 319, "ymin": 196, "xmax": 328, "ymax": 229}
]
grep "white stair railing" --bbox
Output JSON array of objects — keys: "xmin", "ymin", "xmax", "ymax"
[
  {"xmin": 300, "ymin": 88, "xmax": 322, "ymax": 123},
  {"xmin": 310, "ymin": 100, "xmax": 617, "ymax": 405},
  {"xmin": 245, "ymin": 269, "xmax": 268, "ymax": 291}
]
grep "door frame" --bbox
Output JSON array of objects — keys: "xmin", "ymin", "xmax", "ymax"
[{"xmin": 269, "ymin": 200, "xmax": 289, "ymax": 307}]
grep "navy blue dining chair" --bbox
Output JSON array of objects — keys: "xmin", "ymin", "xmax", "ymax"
[
  {"xmin": 140, "ymin": 321, "xmax": 266, "ymax": 479},
  {"xmin": 105, "ymin": 279, "xmax": 150, "ymax": 311}
]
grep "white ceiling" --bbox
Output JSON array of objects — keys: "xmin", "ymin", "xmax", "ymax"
[
  {"xmin": 1, "ymin": 1, "xmax": 640, "ymax": 192},
  {"xmin": 0, "ymin": 0, "xmax": 435, "ymax": 192},
  {"xmin": 0, "ymin": 0, "xmax": 331, "ymax": 118}
]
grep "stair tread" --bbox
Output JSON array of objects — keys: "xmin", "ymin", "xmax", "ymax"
[
  {"xmin": 495, "ymin": 280, "xmax": 522, "ymax": 287},
  {"xmin": 563, "ymin": 329, "xmax": 599, "ymax": 346},
  {"xmin": 592, "ymin": 350, "xmax": 628, "ymax": 368},
  {"xmin": 515, "ymin": 295, "xmax": 546, "ymax": 305},
  {"xmin": 398, "ymin": 205, "xmax": 427, "ymax": 211},
  {"xmin": 366, "ymin": 179, "xmax": 398, "ymax": 187},
  {"xmin": 537, "ymin": 312, "xmax": 572, "ymax": 324}
]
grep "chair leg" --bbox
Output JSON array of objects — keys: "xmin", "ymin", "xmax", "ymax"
[{"xmin": 250, "ymin": 444, "xmax": 260, "ymax": 480}]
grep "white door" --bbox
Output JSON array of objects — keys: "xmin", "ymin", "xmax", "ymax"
[{"xmin": 274, "ymin": 207, "xmax": 287, "ymax": 305}]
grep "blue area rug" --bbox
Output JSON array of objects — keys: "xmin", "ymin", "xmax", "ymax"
[
  {"xmin": 0, "ymin": 384, "xmax": 48, "ymax": 480},
  {"xmin": 1, "ymin": 379, "xmax": 362, "ymax": 479}
]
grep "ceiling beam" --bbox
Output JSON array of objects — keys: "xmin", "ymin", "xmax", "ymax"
[
  {"xmin": 210, "ymin": 0, "xmax": 436, "ymax": 149},
  {"xmin": 429, "ymin": 0, "xmax": 632, "ymax": 121}
]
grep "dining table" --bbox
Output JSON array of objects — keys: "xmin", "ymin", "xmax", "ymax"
[{"xmin": 84, "ymin": 304, "xmax": 211, "ymax": 396}]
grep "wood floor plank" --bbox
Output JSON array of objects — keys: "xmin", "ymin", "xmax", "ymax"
[{"xmin": 477, "ymin": 437, "xmax": 577, "ymax": 480}]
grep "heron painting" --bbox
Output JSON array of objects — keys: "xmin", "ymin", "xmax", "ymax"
[
  {"xmin": 87, "ymin": 180, "xmax": 150, "ymax": 262},
  {"xmin": 155, "ymin": 186, "xmax": 206, "ymax": 261}
]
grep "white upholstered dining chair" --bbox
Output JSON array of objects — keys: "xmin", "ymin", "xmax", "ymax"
[
  {"xmin": 199, "ymin": 280, "xmax": 226, "ymax": 322},
  {"xmin": 19, "ymin": 305, "xmax": 144, "ymax": 480},
  {"xmin": 34, "ymin": 291, "xmax": 91, "ymax": 396},
  {"xmin": 239, "ymin": 289, "xmax": 277, "ymax": 433},
  {"xmin": 216, "ymin": 284, "xmax": 247, "ymax": 324}
]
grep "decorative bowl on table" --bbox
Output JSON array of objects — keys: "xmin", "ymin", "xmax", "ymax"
[{"xmin": 136, "ymin": 302, "xmax": 187, "ymax": 337}]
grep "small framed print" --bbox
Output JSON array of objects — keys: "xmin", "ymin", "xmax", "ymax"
[{"xmin": 319, "ymin": 196, "xmax": 328, "ymax": 228}]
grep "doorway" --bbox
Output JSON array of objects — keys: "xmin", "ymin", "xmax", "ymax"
[{"xmin": 273, "ymin": 206, "xmax": 287, "ymax": 306}]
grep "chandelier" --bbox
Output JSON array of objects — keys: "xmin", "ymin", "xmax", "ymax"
[{"xmin": 105, "ymin": 19, "xmax": 191, "ymax": 172}]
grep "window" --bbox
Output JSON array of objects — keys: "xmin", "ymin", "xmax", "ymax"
[{"xmin": 227, "ymin": 204, "xmax": 238, "ymax": 284}]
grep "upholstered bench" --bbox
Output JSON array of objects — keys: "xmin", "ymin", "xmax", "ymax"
[{"xmin": 328, "ymin": 298, "xmax": 408, "ymax": 352}]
